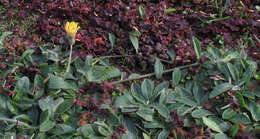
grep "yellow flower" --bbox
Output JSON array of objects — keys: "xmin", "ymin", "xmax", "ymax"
[{"xmin": 65, "ymin": 21, "xmax": 80, "ymax": 38}]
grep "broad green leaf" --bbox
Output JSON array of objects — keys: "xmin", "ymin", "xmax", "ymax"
[
  {"xmin": 175, "ymin": 87, "xmax": 197, "ymax": 106},
  {"xmin": 154, "ymin": 103, "xmax": 169, "ymax": 118},
  {"xmin": 230, "ymin": 124, "xmax": 239, "ymax": 137},
  {"xmin": 202, "ymin": 116, "xmax": 229, "ymax": 133},
  {"xmin": 51, "ymin": 124, "xmax": 74, "ymax": 135},
  {"xmin": 40, "ymin": 120, "xmax": 55, "ymax": 132},
  {"xmin": 6, "ymin": 101, "xmax": 18, "ymax": 115},
  {"xmin": 128, "ymin": 73, "xmax": 140, "ymax": 79},
  {"xmin": 107, "ymin": 113, "xmax": 120, "ymax": 126},
  {"xmin": 207, "ymin": 47, "xmax": 221, "ymax": 60},
  {"xmin": 209, "ymin": 83, "xmax": 233, "ymax": 98},
  {"xmin": 235, "ymin": 92, "xmax": 247, "ymax": 108},
  {"xmin": 143, "ymin": 120, "xmax": 164, "ymax": 129},
  {"xmin": 227, "ymin": 62, "xmax": 239, "ymax": 82},
  {"xmin": 79, "ymin": 124, "xmax": 95, "ymax": 137},
  {"xmin": 246, "ymin": 100, "xmax": 260, "ymax": 121},
  {"xmin": 98, "ymin": 126, "xmax": 112, "ymax": 136},
  {"xmin": 14, "ymin": 114, "xmax": 32, "ymax": 123},
  {"xmin": 16, "ymin": 76, "xmax": 30, "ymax": 93},
  {"xmin": 191, "ymin": 109, "xmax": 213, "ymax": 118},
  {"xmin": 151, "ymin": 81, "xmax": 169, "ymax": 101},
  {"xmin": 141, "ymin": 79, "xmax": 154, "ymax": 100},
  {"xmin": 0, "ymin": 31, "xmax": 12, "ymax": 45},
  {"xmin": 177, "ymin": 105, "xmax": 194, "ymax": 116},
  {"xmin": 154, "ymin": 58, "xmax": 164, "ymax": 79},
  {"xmin": 242, "ymin": 61, "xmax": 257, "ymax": 83},
  {"xmin": 222, "ymin": 108, "xmax": 237, "ymax": 120},
  {"xmin": 172, "ymin": 68, "xmax": 181, "ymax": 87},
  {"xmin": 108, "ymin": 33, "xmax": 116, "ymax": 51},
  {"xmin": 157, "ymin": 129, "xmax": 170, "ymax": 139},
  {"xmin": 55, "ymin": 99, "xmax": 74, "ymax": 116},
  {"xmin": 192, "ymin": 37, "xmax": 202, "ymax": 60},
  {"xmin": 130, "ymin": 30, "xmax": 141, "ymax": 37},
  {"xmin": 86, "ymin": 66, "xmax": 120, "ymax": 82},
  {"xmin": 123, "ymin": 117, "xmax": 138, "ymax": 139},
  {"xmin": 48, "ymin": 75, "xmax": 71, "ymax": 89},
  {"xmin": 215, "ymin": 133, "xmax": 228, "ymax": 139},
  {"xmin": 164, "ymin": 8, "xmax": 177, "ymax": 13},
  {"xmin": 230, "ymin": 114, "xmax": 251, "ymax": 124},
  {"xmin": 129, "ymin": 35, "xmax": 139, "ymax": 53},
  {"xmin": 167, "ymin": 49, "xmax": 176, "ymax": 60},
  {"xmin": 39, "ymin": 96, "xmax": 64, "ymax": 117},
  {"xmin": 139, "ymin": 5, "xmax": 146, "ymax": 18},
  {"xmin": 136, "ymin": 107, "xmax": 154, "ymax": 121},
  {"xmin": 131, "ymin": 82, "xmax": 147, "ymax": 104},
  {"xmin": 114, "ymin": 93, "xmax": 135, "ymax": 108}
]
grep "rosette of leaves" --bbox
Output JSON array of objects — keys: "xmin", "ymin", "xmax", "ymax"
[
  {"xmin": 167, "ymin": 43, "xmax": 259, "ymax": 138},
  {"xmin": 0, "ymin": 41, "xmax": 121, "ymax": 138},
  {"xmin": 114, "ymin": 79, "xmax": 173, "ymax": 139}
]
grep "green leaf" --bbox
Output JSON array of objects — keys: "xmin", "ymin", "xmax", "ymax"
[
  {"xmin": 0, "ymin": 31, "xmax": 12, "ymax": 46},
  {"xmin": 177, "ymin": 105, "xmax": 193, "ymax": 116},
  {"xmin": 6, "ymin": 101, "xmax": 18, "ymax": 115},
  {"xmin": 209, "ymin": 83, "xmax": 233, "ymax": 99},
  {"xmin": 139, "ymin": 5, "xmax": 146, "ymax": 18},
  {"xmin": 130, "ymin": 30, "xmax": 141, "ymax": 37},
  {"xmin": 164, "ymin": 8, "xmax": 177, "ymax": 14},
  {"xmin": 98, "ymin": 126, "xmax": 112, "ymax": 136},
  {"xmin": 154, "ymin": 58, "xmax": 164, "ymax": 79},
  {"xmin": 16, "ymin": 76, "xmax": 30, "ymax": 93},
  {"xmin": 129, "ymin": 35, "xmax": 139, "ymax": 53},
  {"xmin": 172, "ymin": 68, "xmax": 181, "ymax": 87},
  {"xmin": 39, "ymin": 96, "xmax": 64, "ymax": 117},
  {"xmin": 157, "ymin": 129, "xmax": 170, "ymax": 139},
  {"xmin": 167, "ymin": 49, "xmax": 176, "ymax": 60},
  {"xmin": 214, "ymin": 133, "xmax": 228, "ymax": 139},
  {"xmin": 242, "ymin": 61, "xmax": 257, "ymax": 83},
  {"xmin": 151, "ymin": 81, "xmax": 169, "ymax": 101},
  {"xmin": 222, "ymin": 108, "xmax": 237, "ymax": 120},
  {"xmin": 230, "ymin": 114, "xmax": 251, "ymax": 124},
  {"xmin": 143, "ymin": 120, "xmax": 164, "ymax": 129},
  {"xmin": 175, "ymin": 87, "xmax": 197, "ymax": 107},
  {"xmin": 154, "ymin": 103, "xmax": 169, "ymax": 118},
  {"xmin": 123, "ymin": 117, "xmax": 138, "ymax": 139},
  {"xmin": 227, "ymin": 62, "xmax": 239, "ymax": 82},
  {"xmin": 40, "ymin": 120, "xmax": 56, "ymax": 132},
  {"xmin": 202, "ymin": 116, "xmax": 229, "ymax": 133},
  {"xmin": 108, "ymin": 33, "xmax": 116, "ymax": 51},
  {"xmin": 141, "ymin": 79, "xmax": 154, "ymax": 100},
  {"xmin": 246, "ymin": 100, "xmax": 260, "ymax": 121},
  {"xmin": 128, "ymin": 73, "xmax": 140, "ymax": 79},
  {"xmin": 48, "ymin": 75, "xmax": 71, "ymax": 89},
  {"xmin": 191, "ymin": 109, "xmax": 213, "ymax": 118},
  {"xmin": 79, "ymin": 124, "xmax": 95, "ymax": 137},
  {"xmin": 14, "ymin": 114, "xmax": 32, "ymax": 123},
  {"xmin": 136, "ymin": 107, "xmax": 154, "ymax": 121},
  {"xmin": 131, "ymin": 82, "xmax": 147, "ymax": 104},
  {"xmin": 192, "ymin": 37, "xmax": 202, "ymax": 60},
  {"xmin": 230, "ymin": 124, "xmax": 239, "ymax": 137},
  {"xmin": 51, "ymin": 124, "xmax": 74, "ymax": 135},
  {"xmin": 235, "ymin": 92, "xmax": 247, "ymax": 108},
  {"xmin": 55, "ymin": 99, "xmax": 74, "ymax": 116}
]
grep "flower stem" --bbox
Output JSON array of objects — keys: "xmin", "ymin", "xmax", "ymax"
[
  {"xmin": 109, "ymin": 62, "xmax": 199, "ymax": 85},
  {"xmin": 66, "ymin": 44, "xmax": 73, "ymax": 73}
]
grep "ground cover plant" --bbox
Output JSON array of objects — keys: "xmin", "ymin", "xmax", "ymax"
[{"xmin": 0, "ymin": 0, "xmax": 259, "ymax": 138}]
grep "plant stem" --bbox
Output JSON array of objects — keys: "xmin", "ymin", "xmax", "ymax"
[
  {"xmin": 0, "ymin": 117, "xmax": 30, "ymax": 127},
  {"xmin": 66, "ymin": 44, "xmax": 73, "ymax": 73},
  {"xmin": 110, "ymin": 62, "xmax": 199, "ymax": 85}
]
